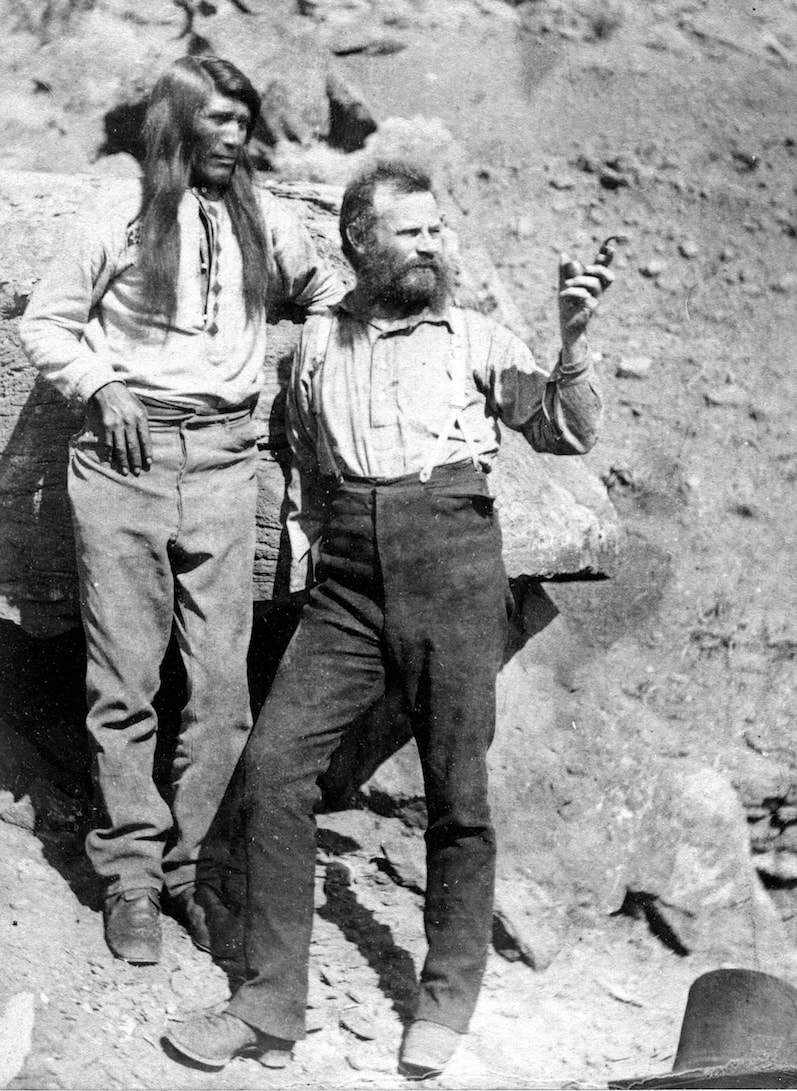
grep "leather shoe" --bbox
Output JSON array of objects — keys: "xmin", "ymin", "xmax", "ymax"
[
  {"xmin": 399, "ymin": 1019, "xmax": 463, "ymax": 1078},
  {"xmin": 165, "ymin": 1011, "xmax": 293, "ymax": 1069},
  {"xmin": 104, "ymin": 887, "xmax": 161, "ymax": 965},
  {"xmin": 163, "ymin": 884, "xmax": 243, "ymax": 958}
]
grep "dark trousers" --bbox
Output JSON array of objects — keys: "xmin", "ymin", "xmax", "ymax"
[{"xmin": 228, "ymin": 462, "xmax": 510, "ymax": 1041}]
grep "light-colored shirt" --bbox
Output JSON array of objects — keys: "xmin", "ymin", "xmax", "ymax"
[
  {"xmin": 286, "ymin": 297, "xmax": 602, "ymax": 587},
  {"xmin": 19, "ymin": 184, "xmax": 344, "ymax": 412}
]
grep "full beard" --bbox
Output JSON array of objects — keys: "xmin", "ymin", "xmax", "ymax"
[{"xmin": 358, "ymin": 251, "xmax": 453, "ymax": 315}]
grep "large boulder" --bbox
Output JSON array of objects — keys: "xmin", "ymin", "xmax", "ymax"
[{"xmin": 0, "ymin": 169, "xmax": 622, "ymax": 636}]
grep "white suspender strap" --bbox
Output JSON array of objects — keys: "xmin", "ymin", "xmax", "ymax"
[{"xmin": 419, "ymin": 311, "xmax": 481, "ymax": 483}]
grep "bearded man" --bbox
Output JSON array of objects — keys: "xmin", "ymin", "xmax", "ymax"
[
  {"xmin": 19, "ymin": 55, "xmax": 342, "ymax": 965},
  {"xmin": 166, "ymin": 159, "xmax": 613, "ymax": 1076}
]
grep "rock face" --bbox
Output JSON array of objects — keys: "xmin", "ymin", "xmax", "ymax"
[{"xmin": 0, "ymin": 169, "xmax": 622, "ymax": 636}]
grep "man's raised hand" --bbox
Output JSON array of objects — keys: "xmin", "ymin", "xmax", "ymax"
[
  {"xmin": 86, "ymin": 382, "xmax": 153, "ymax": 477},
  {"xmin": 558, "ymin": 250, "xmax": 614, "ymax": 348}
]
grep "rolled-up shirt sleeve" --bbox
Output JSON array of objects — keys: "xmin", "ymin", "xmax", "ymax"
[
  {"xmin": 18, "ymin": 216, "xmax": 120, "ymax": 407},
  {"xmin": 479, "ymin": 319, "xmax": 602, "ymax": 456}
]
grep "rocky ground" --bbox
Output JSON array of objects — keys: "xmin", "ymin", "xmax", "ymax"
[
  {"xmin": 0, "ymin": 798, "xmax": 723, "ymax": 1091},
  {"xmin": 1, "ymin": 0, "xmax": 797, "ymax": 1088}
]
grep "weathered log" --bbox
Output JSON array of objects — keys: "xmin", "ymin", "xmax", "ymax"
[{"xmin": 0, "ymin": 170, "xmax": 622, "ymax": 636}]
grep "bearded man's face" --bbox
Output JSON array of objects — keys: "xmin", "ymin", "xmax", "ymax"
[{"xmin": 354, "ymin": 186, "xmax": 453, "ymax": 314}]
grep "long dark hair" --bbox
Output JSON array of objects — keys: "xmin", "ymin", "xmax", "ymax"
[{"xmin": 138, "ymin": 56, "xmax": 272, "ymax": 323}]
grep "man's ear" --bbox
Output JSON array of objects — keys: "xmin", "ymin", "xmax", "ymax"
[{"xmin": 345, "ymin": 219, "xmax": 368, "ymax": 261}]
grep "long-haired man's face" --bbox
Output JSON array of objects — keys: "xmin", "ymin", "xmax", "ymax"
[
  {"xmin": 190, "ymin": 91, "xmax": 251, "ymax": 196},
  {"xmin": 352, "ymin": 185, "xmax": 453, "ymax": 314}
]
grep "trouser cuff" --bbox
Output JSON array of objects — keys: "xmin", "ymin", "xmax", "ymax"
[{"xmin": 225, "ymin": 995, "xmax": 305, "ymax": 1043}]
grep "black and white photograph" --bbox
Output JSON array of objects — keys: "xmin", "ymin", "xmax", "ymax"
[{"xmin": 1, "ymin": 1, "xmax": 796, "ymax": 1087}]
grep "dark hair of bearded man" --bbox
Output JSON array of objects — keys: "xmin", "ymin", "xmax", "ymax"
[
  {"xmin": 137, "ymin": 55, "xmax": 275, "ymax": 324},
  {"xmin": 340, "ymin": 158, "xmax": 436, "ymax": 270}
]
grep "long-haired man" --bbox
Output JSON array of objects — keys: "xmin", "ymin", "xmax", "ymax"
[{"xmin": 20, "ymin": 55, "xmax": 342, "ymax": 965}]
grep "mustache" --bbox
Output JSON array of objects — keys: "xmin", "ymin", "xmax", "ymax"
[
  {"xmin": 404, "ymin": 258, "xmax": 443, "ymax": 270},
  {"xmin": 386, "ymin": 258, "xmax": 446, "ymax": 285}
]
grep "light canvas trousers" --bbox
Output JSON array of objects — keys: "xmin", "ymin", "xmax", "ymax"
[{"xmin": 68, "ymin": 409, "xmax": 258, "ymax": 897}]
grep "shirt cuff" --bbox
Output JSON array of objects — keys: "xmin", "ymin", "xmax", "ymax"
[
  {"xmin": 554, "ymin": 337, "xmax": 592, "ymax": 382},
  {"xmin": 289, "ymin": 541, "xmax": 321, "ymax": 595},
  {"xmin": 71, "ymin": 361, "xmax": 123, "ymax": 407}
]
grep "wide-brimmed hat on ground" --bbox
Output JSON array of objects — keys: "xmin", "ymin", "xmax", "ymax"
[{"xmin": 609, "ymin": 968, "xmax": 797, "ymax": 1089}]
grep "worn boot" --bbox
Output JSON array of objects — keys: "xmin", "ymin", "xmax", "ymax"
[
  {"xmin": 103, "ymin": 887, "xmax": 161, "ymax": 965},
  {"xmin": 399, "ymin": 1020, "xmax": 463, "ymax": 1078},
  {"xmin": 165, "ymin": 1011, "xmax": 293, "ymax": 1069}
]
